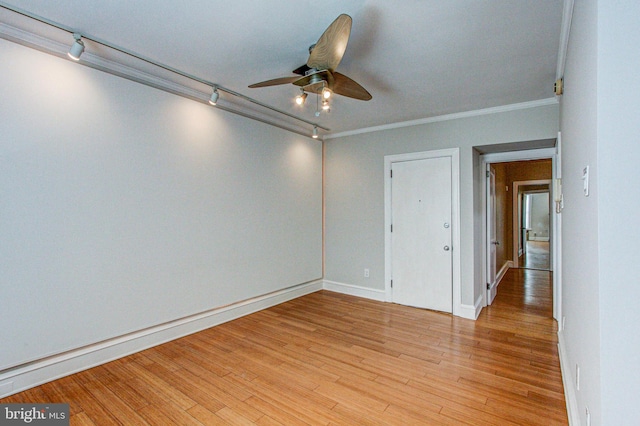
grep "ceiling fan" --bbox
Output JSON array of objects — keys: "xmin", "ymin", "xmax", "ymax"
[{"xmin": 248, "ymin": 14, "xmax": 372, "ymax": 102}]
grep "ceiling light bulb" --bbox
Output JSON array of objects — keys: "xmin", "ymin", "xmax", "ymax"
[
  {"xmin": 322, "ymin": 99, "xmax": 330, "ymax": 110},
  {"xmin": 322, "ymin": 87, "xmax": 332, "ymax": 99},
  {"xmin": 312, "ymin": 126, "xmax": 319, "ymax": 139},
  {"xmin": 209, "ymin": 88, "xmax": 219, "ymax": 105},
  {"xmin": 295, "ymin": 91, "xmax": 308, "ymax": 105},
  {"xmin": 68, "ymin": 34, "xmax": 85, "ymax": 60}
]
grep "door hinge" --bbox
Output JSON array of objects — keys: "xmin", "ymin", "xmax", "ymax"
[
  {"xmin": 486, "ymin": 282, "xmax": 491, "ymax": 290},
  {"xmin": 390, "ymin": 169, "xmax": 393, "ymax": 178},
  {"xmin": 391, "ymin": 279, "xmax": 393, "ymax": 288},
  {"xmin": 390, "ymin": 224, "xmax": 393, "ymax": 232},
  {"xmin": 486, "ymin": 171, "xmax": 490, "ymax": 178}
]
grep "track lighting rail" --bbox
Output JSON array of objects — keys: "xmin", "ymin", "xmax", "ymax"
[{"xmin": 0, "ymin": 3, "xmax": 329, "ymax": 137}]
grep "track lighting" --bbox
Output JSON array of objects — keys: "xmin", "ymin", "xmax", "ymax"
[
  {"xmin": 67, "ymin": 33, "xmax": 85, "ymax": 61},
  {"xmin": 209, "ymin": 87, "xmax": 219, "ymax": 105},
  {"xmin": 295, "ymin": 90, "xmax": 308, "ymax": 105},
  {"xmin": 312, "ymin": 126, "xmax": 319, "ymax": 139}
]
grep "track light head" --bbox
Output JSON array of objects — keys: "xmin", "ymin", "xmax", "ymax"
[
  {"xmin": 68, "ymin": 33, "xmax": 85, "ymax": 61},
  {"xmin": 209, "ymin": 87, "xmax": 219, "ymax": 105},
  {"xmin": 312, "ymin": 126, "xmax": 319, "ymax": 139}
]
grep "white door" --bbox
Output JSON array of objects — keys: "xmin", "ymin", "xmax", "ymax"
[
  {"xmin": 487, "ymin": 167, "xmax": 497, "ymax": 304},
  {"xmin": 391, "ymin": 156, "xmax": 452, "ymax": 312}
]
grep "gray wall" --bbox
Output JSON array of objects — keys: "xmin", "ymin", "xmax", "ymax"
[
  {"xmin": 560, "ymin": 0, "xmax": 640, "ymax": 423},
  {"xmin": 0, "ymin": 39, "xmax": 322, "ymax": 370},
  {"xmin": 324, "ymin": 104, "xmax": 559, "ymax": 310}
]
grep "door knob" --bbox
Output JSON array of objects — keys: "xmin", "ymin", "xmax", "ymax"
[{"xmin": 443, "ymin": 245, "xmax": 450, "ymax": 251}]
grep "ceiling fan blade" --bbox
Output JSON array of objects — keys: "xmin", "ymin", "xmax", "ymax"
[
  {"xmin": 307, "ymin": 14, "xmax": 352, "ymax": 71},
  {"xmin": 248, "ymin": 76, "xmax": 300, "ymax": 88},
  {"xmin": 331, "ymin": 72, "xmax": 372, "ymax": 101}
]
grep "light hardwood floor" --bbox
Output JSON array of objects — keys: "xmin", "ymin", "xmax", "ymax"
[{"xmin": 2, "ymin": 269, "xmax": 567, "ymax": 425}]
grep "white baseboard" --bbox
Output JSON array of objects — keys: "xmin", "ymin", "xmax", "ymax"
[
  {"xmin": 498, "ymin": 261, "xmax": 513, "ymax": 281},
  {"xmin": 322, "ymin": 280, "xmax": 386, "ymax": 301},
  {"xmin": 488, "ymin": 261, "xmax": 513, "ymax": 304},
  {"xmin": 528, "ymin": 236, "xmax": 550, "ymax": 242},
  {"xmin": 0, "ymin": 280, "xmax": 323, "ymax": 398},
  {"xmin": 324, "ymin": 280, "xmax": 482, "ymax": 320},
  {"xmin": 558, "ymin": 330, "xmax": 580, "ymax": 425},
  {"xmin": 459, "ymin": 295, "xmax": 483, "ymax": 320}
]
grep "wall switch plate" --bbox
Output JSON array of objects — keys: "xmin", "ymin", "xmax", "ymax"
[
  {"xmin": 364, "ymin": 269, "xmax": 370, "ymax": 278},
  {"xmin": 582, "ymin": 166, "xmax": 590, "ymax": 196}
]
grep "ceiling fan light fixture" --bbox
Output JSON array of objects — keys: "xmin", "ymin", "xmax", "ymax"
[
  {"xmin": 248, "ymin": 14, "xmax": 372, "ymax": 103},
  {"xmin": 295, "ymin": 90, "xmax": 308, "ymax": 105},
  {"xmin": 209, "ymin": 87, "xmax": 219, "ymax": 105},
  {"xmin": 67, "ymin": 33, "xmax": 85, "ymax": 60},
  {"xmin": 322, "ymin": 99, "xmax": 330, "ymax": 111}
]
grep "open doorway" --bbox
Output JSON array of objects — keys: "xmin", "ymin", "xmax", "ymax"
[
  {"xmin": 520, "ymin": 189, "xmax": 551, "ymax": 270},
  {"xmin": 513, "ymin": 181, "xmax": 552, "ymax": 271},
  {"xmin": 474, "ymin": 138, "xmax": 562, "ymax": 320},
  {"xmin": 480, "ymin": 149, "xmax": 560, "ymax": 321}
]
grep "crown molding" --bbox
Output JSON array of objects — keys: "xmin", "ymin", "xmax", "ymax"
[
  {"xmin": 324, "ymin": 98, "xmax": 559, "ymax": 140},
  {"xmin": 557, "ymin": 0, "xmax": 575, "ymax": 80}
]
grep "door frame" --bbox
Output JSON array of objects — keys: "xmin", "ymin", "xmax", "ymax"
[
  {"xmin": 486, "ymin": 165, "xmax": 498, "ymax": 305},
  {"xmin": 480, "ymin": 146, "xmax": 561, "ymax": 322},
  {"xmin": 384, "ymin": 148, "xmax": 461, "ymax": 316}
]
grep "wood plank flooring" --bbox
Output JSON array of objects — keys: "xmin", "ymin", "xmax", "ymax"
[{"xmin": 2, "ymin": 269, "xmax": 567, "ymax": 425}]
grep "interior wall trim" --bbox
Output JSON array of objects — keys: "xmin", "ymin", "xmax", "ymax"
[
  {"xmin": 488, "ymin": 261, "xmax": 513, "ymax": 305},
  {"xmin": 558, "ymin": 331, "xmax": 581, "ymax": 425},
  {"xmin": 460, "ymin": 295, "xmax": 484, "ymax": 320},
  {"xmin": 322, "ymin": 280, "xmax": 386, "ymax": 302},
  {"xmin": 557, "ymin": 0, "xmax": 576, "ymax": 80},
  {"xmin": 497, "ymin": 261, "xmax": 512, "ymax": 284},
  {"xmin": 322, "ymin": 280, "xmax": 480, "ymax": 319},
  {"xmin": 324, "ymin": 98, "xmax": 559, "ymax": 140},
  {"xmin": 0, "ymin": 280, "xmax": 323, "ymax": 399}
]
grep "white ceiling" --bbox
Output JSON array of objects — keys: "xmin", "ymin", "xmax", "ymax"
[{"xmin": 1, "ymin": 0, "xmax": 564, "ymax": 137}]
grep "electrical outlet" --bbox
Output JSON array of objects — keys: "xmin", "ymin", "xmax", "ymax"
[
  {"xmin": 586, "ymin": 407, "xmax": 591, "ymax": 426},
  {"xmin": 576, "ymin": 364, "xmax": 580, "ymax": 391},
  {"xmin": 364, "ymin": 269, "xmax": 370, "ymax": 278}
]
